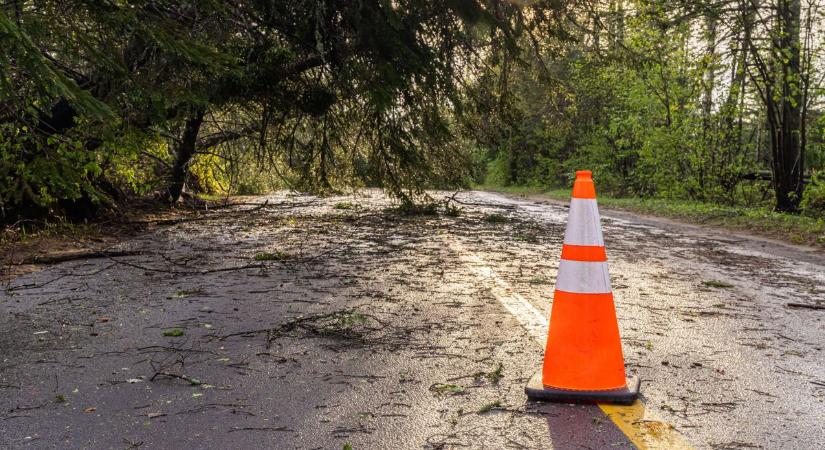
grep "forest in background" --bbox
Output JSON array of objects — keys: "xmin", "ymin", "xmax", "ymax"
[
  {"xmin": 473, "ymin": 0, "xmax": 825, "ymax": 217},
  {"xmin": 2, "ymin": 0, "xmax": 824, "ymax": 225}
]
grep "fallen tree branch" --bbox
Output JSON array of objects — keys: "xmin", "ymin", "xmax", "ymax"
[
  {"xmin": 786, "ymin": 303, "xmax": 825, "ymax": 311},
  {"xmin": 443, "ymin": 193, "xmax": 518, "ymax": 209},
  {"xmin": 149, "ymin": 371, "xmax": 203, "ymax": 385},
  {"xmin": 228, "ymin": 426, "xmax": 293, "ymax": 433},
  {"xmin": 217, "ymin": 309, "xmax": 386, "ymax": 347},
  {"xmin": 125, "ymin": 200, "xmax": 276, "ymax": 226},
  {"xmin": 5, "ymin": 263, "xmax": 116, "ymax": 292},
  {"xmin": 17, "ymin": 250, "xmax": 143, "ymax": 265}
]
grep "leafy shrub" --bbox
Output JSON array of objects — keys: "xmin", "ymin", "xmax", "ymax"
[
  {"xmin": 189, "ymin": 153, "xmax": 229, "ymax": 195},
  {"xmin": 1, "ymin": 124, "xmax": 104, "ymax": 220},
  {"xmin": 483, "ymin": 153, "xmax": 509, "ymax": 187},
  {"xmin": 801, "ymin": 171, "xmax": 825, "ymax": 217}
]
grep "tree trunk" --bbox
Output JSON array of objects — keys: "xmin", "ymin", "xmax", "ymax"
[
  {"xmin": 697, "ymin": 12, "xmax": 718, "ymax": 199},
  {"xmin": 701, "ymin": 15, "xmax": 717, "ymax": 138},
  {"xmin": 167, "ymin": 109, "xmax": 205, "ymax": 203},
  {"xmin": 771, "ymin": 0, "xmax": 804, "ymax": 212}
]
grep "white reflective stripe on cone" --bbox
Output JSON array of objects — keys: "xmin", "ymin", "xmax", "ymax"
[
  {"xmin": 555, "ymin": 260, "xmax": 612, "ymax": 294},
  {"xmin": 563, "ymin": 198, "xmax": 604, "ymax": 246}
]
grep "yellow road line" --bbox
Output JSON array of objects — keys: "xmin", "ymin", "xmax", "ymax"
[{"xmin": 599, "ymin": 401, "xmax": 696, "ymax": 449}]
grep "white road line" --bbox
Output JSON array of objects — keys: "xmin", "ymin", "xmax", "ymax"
[{"xmin": 457, "ymin": 248, "xmax": 549, "ymax": 342}]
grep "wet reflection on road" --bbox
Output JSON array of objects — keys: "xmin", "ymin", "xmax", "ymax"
[{"xmin": 541, "ymin": 402, "xmax": 635, "ymax": 449}]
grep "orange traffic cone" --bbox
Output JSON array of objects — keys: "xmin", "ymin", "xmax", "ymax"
[{"xmin": 525, "ymin": 170, "xmax": 640, "ymax": 404}]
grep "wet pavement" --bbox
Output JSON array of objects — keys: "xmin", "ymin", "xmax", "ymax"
[{"xmin": 1, "ymin": 190, "xmax": 823, "ymax": 449}]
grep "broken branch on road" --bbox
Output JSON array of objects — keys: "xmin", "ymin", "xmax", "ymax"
[
  {"xmin": 786, "ymin": 302, "xmax": 825, "ymax": 311},
  {"xmin": 14, "ymin": 249, "xmax": 144, "ymax": 265}
]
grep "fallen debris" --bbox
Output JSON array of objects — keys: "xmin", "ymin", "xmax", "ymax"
[
  {"xmin": 218, "ymin": 309, "xmax": 384, "ymax": 349},
  {"xmin": 16, "ymin": 249, "xmax": 143, "ymax": 265},
  {"xmin": 786, "ymin": 303, "xmax": 825, "ymax": 311},
  {"xmin": 149, "ymin": 371, "xmax": 203, "ymax": 386}
]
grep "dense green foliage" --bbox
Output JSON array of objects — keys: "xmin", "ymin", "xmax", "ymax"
[
  {"xmin": 471, "ymin": 0, "xmax": 825, "ymax": 216},
  {"xmin": 1, "ymin": 1, "xmax": 560, "ymax": 222},
  {"xmin": 2, "ymin": 0, "xmax": 824, "ymax": 224}
]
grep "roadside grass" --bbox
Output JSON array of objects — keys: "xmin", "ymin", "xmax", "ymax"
[{"xmin": 476, "ymin": 184, "xmax": 825, "ymax": 248}]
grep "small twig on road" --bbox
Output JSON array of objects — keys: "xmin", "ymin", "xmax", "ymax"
[
  {"xmin": 11, "ymin": 401, "xmax": 50, "ymax": 412},
  {"xmin": 443, "ymin": 193, "xmax": 518, "ymax": 209},
  {"xmin": 786, "ymin": 303, "xmax": 825, "ymax": 311},
  {"xmin": 122, "ymin": 438, "xmax": 144, "ymax": 448},
  {"xmin": 88, "ymin": 253, "xmax": 267, "ymax": 276},
  {"xmin": 199, "ymin": 263, "xmax": 267, "ymax": 274},
  {"xmin": 137, "ymin": 345, "xmax": 217, "ymax": 355},
  {"xmin": 203, "ymin": 199, "xmax": 317, "ymax": 211},
  {"xmin": 747, "ymin": 388, "xmax": 778, "ymax": 398},
  {"xmin": 3, "ymin": 415, "xmax": 32, "ymax": 421},
  {"xmin": 216, "ymin": 309, "xmax": 387, "ymax": 349},
  {"xmin": 127, "ymin": 216, "xmax": 211, "ymax": 226},
  {"xmin": 126, "ymin": 199, "xmax": 275, "ymax": 226},
  {"xmin": 228, "ymin": 426, "xmax": 294, "ymax": 433},
  {"xmin": 149, "ymin": 371, "xmax": 203, "ymax": 385}
]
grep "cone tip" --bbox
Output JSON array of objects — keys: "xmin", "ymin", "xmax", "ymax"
[{"xmin": 571, "ymin": 170, "xmax": 597, "ymax": 198}]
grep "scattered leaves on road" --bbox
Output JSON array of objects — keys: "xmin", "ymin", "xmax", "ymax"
[
  {"xmin": 702, "ymin": 280, "xmax": 734, "ymax": 289},
  {"xmin": 477, "ymin": 400, "xmax": 504, "ymax": 414},
  {"xmin": 254, "ymin": 250, "xmax": 288, "ymax": 261},
  {"xmin": 162, "ymin": 328, "xmax": 184, "ymax": 337},
  {"xmin": 430, "ymin": 383, "xmax": 465, "ymax": 396}
]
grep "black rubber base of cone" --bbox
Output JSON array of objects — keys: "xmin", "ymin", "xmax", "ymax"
[{"xmin": 525, "ymin": 370, "xmax": 640, "ymax": 405}]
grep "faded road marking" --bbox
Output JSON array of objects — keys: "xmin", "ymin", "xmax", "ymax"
[
  {"xmin": 456, "ymin": 244, "xmax": 696, "ymax": 450},
  {"xmin": 459, "ymin": 251, "xmax": 548, "ymax": 341}
]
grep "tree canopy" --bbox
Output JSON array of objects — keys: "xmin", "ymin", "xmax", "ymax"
[
  {"xmin": 1, "ymin": 1, "xmax": 550, "ymax": 219},
  {"xmin": 2, "ymin": 0, "xmax": 824, "ymax": 222},
  {"xmin": 471, "ymin": 0, "xmax": 825, "ymax": 214}
]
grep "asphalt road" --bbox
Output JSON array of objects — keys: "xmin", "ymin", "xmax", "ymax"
[{"xmin": 1, "ymin": 190, "xmax": 823, "ymax": 449}]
